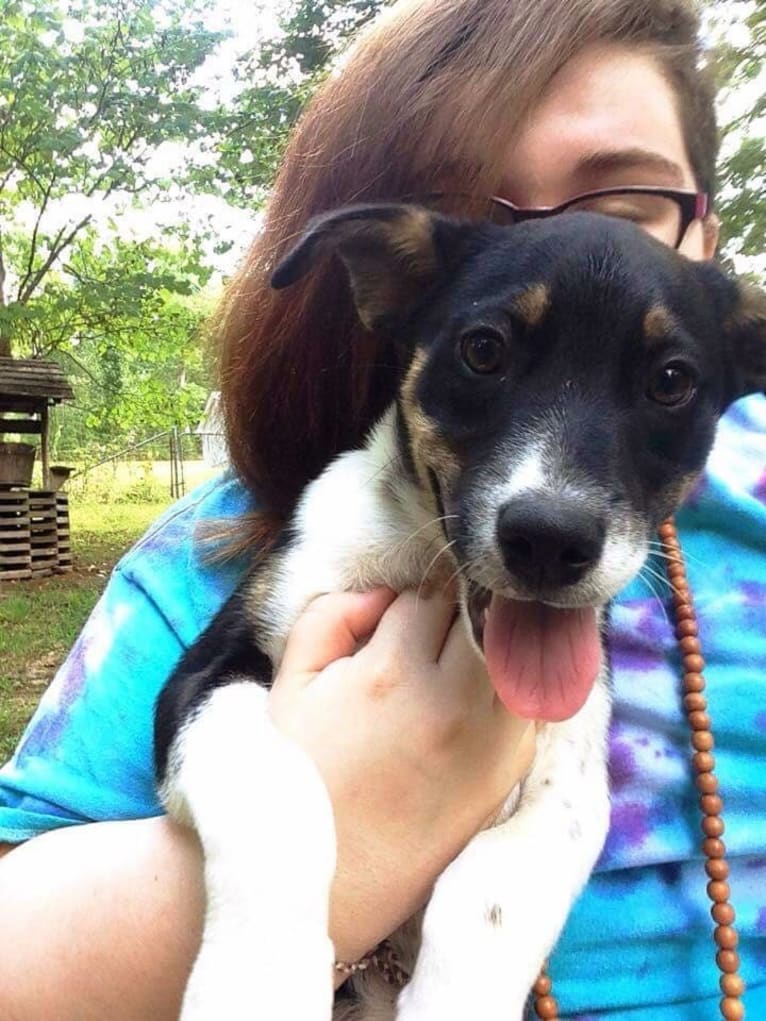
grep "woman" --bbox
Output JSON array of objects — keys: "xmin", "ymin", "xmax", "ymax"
[{"xmin": 1, "ymin": 0, "xmax": 764, "ymax": 1018}]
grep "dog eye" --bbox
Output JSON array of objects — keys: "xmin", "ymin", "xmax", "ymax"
[
  {"xmin": 646, "ymin": 363, "xmax": 697, "ymax": 407},
  {"xmin": 460, "ymin": 329, "xmax": 506, "ymax": 374}
]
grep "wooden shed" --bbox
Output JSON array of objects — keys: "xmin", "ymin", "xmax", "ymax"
[
  {"xmin": 0, "ymin": 357, "xmax": 74, "ymax": 488},
  {"xmin": 0, "ymin": 358, "xmax": 74, "ymax": 580}
]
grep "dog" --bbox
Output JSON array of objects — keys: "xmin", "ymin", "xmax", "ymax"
[{"xmin": 154, "ymin": 204, "xmax": 765, "ymax": 1021}]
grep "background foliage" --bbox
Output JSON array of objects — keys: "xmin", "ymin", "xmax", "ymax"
[{"xmin": 0, "ymin": 0, "xmax": 762, "ymax": 465}]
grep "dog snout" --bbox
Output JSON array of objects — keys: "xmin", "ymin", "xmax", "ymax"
[{"xmin": 496, "ymin": 496, "xmax": 606, "ymax": 590}]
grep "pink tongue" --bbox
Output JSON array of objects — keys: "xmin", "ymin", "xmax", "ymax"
[{"xmin": 483, "ymin": 595, "xmax": 602, "ymax": 721}]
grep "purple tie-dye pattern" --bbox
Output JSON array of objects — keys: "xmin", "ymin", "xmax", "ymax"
[
  {"xmin": 601, "ymin": 799, "xmax": 652, "ymax": 862},
  {"xmin": 757, "ymin": 908, "xmax": 766, "ymax": 935},
  {"xmin": 754, "ymin": 468, "xmax": 766, "ymax": 503},
  {"xmin": 13, "ymin": 635, "xmax": 89, "ymax": 760},
  {"xmin": 608, "ymin": 730, "xmax": 638, "ymax": 792}
]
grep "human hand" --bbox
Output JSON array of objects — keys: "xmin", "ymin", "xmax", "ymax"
[{"xmin": 268, "ymin": 587, "xmax": 536, "ymax": 967}]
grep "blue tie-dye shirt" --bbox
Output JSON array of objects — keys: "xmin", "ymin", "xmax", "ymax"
[{"xmin": 1, "ymin": 397, "xmax": 765, "ymax": 1018}]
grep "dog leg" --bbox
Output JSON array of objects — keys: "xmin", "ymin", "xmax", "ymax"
[
  {"xmin": 161, "ymin": 682, "xmax": 337, "ymax": 1021},
  {"xmin": 396, "ymin": 689, "xmax": 610, "ymax": 1021}
]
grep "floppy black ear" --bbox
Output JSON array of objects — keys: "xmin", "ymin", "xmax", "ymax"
[
  {"xmin": 726, "ymin": 280, "xmax": 766, "ymax": 395},
  {"xmin": 692, "ymin": 262, "xmax": 766, "ymax": 398},
  {"xmin": 271, "ymin": 203, "xmax": 462, "ymax": 332}
]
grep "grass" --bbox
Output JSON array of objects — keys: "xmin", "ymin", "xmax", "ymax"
[{"xmin": 0, "ymin": 498, "xmax": 168, "ymax": 763}]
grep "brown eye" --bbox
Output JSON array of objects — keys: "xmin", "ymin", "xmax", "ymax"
[
  {"xmin": 647, "ymin": 363, "xmax": 697, "ymax": 406},
  {"xmin": 460, "ymin": 329, "xmax": 506, "ymax": 374}
]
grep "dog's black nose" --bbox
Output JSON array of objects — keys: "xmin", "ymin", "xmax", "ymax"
[{"xmin": 497, "ymin": 496, "xmax": 605, "ymax": 589}]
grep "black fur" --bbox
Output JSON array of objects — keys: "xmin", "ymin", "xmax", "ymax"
[{"xmin": 154, "ymin": 207, "xmax": 765, "ymax": 785}]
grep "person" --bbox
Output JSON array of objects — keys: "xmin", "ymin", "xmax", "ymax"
[{"xmin": 1, "ymin": 0, "xmax": 764, "ymax": 1017}]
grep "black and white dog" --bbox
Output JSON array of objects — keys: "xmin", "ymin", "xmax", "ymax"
[{"xmin": 154, "ymin": 205, "xmax": 765, "ymax": 1021}]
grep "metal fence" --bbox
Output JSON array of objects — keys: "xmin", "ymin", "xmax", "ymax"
[{"xmin": 66, "ymin": 428, "xmax": 227, "ymax": 500}]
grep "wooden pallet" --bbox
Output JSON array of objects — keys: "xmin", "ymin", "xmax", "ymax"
[
  {"xmin": 56, "ymin": 492, "xmax": 72, "ymax": 572},
  {"xmin": 29, "ymin": 491, "xmax": 58, "ymax": 577},
  {"xmin": 0, "ymin": 488, "xmax": 32, "ymax": 580}
]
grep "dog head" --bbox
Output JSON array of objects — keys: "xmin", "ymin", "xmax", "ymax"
[{"xmin": 273, "ymin": 204, "xmax": 766, "ymax": 718}]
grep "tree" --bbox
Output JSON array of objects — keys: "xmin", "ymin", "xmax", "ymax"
[
  {"xmin": 211, "ymin": 0, "xmax": 387, "ymax": 205},
  {"xmin": 0, "ymin": 0, "xmax": 226, "ymax": 357},
  {"xmin": 708, "ymin": 0, "xmax": 766, "ymax": 273}
]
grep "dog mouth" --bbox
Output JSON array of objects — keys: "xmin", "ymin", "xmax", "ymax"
[{"xmin": 466, "ymin": 580, "xmax": 602, "ymax": 722}]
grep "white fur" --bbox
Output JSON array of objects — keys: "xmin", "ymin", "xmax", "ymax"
[
  {"xmin": 162, "ymin": 683, "xmax": 337, "ymax": 1021},
  {"xmin": 161, "ymin": 403, "xmax": 618, "ymax": 1021}
]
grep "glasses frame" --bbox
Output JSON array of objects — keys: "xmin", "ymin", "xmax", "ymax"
[{"xmin": 419, "ymin": 186, "xmax": 709, "ymax": 250}]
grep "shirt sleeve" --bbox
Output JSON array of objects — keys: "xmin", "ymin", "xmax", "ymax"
[
  {"xmin": 0, "ymin": 567, "xmax": 183, "ymax": 842},
  {"xmin": 0, "ymin": 472, "xmax": 252, "ymax": 844}
]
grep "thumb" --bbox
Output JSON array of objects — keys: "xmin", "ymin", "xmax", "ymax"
[{"xmin": 277, "ymin": 588, "xmax": 398, "ymax": 682}]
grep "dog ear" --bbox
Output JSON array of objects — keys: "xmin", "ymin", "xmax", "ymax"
[
  {"xmin": 692, "ymin": 262, "xmax": 766, "ymax": 398},
  {"xmin": 271, "ymin": 203, "xmax": 463, "ymax": 332},
  {"xmin": 726, "ymin": 280, "xmax": 766, "ymax": 395}
]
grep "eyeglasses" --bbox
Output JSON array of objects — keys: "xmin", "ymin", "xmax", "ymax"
[{"xmin": 420, "ymin": 187, "xmax": 709, "ymax": 250}]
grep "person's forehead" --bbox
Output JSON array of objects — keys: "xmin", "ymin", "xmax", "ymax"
[{"xmin": 503, "ymin": 45, "xmax": 695, "ymax": 199}]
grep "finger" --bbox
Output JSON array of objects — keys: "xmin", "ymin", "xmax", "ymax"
[
  {"xmin": 435, "ymin": 610, "xmax": 494, "ymax": 702},
  {"xmin": 366, "ymin": 586, "xmax": 460, "ymax": 665},
  {"xmin": 277, "ymin": 588, "xmax": 398, "ymax": 682}
]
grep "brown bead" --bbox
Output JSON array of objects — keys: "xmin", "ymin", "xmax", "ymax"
[
  {"xmin": 685, "ymin": 694, "xmax": 707, "ymax": 715},
  {"xmin": 703, "ymin": 836, "xmax": 726, "ymax": 858},
  {"xmin": 720, "ymin": 997, "xmax": 744, "ymax": 1020},
  {"xmin": 534, "ymin": 995, "xmax": 559, "ymax": 1019},
  {"xmin": 694, "ymin": 751, "xmax": 716, "ymax": 773},
  {"xmin": 683, "ymin": 653, "xmax": 705, "ymax": 672},
  {"xmin": 712, "ymin": 902, "xmax": 735, "ymax": 925},
  {"xmin": 720, "ymin": 973, "xmax": 745, "ymax": 997},
  {"xmin": 705, "ymin": 858, "xmax": 730, "ymax": 881},
  {"xmin": 675, "ymin": 604, "xmax": 695, "ymax": 621},
  {"xmin": 676, "ymin": 618, "xmax": 699, "ymax": 637},
  {"xmin": 684, "ymin": 675, "xmax": 706, "ymax": 694},
  {"xmin": 707, "ymin": 879, "xmax": 731, "ymax": 902},
  {"xmin": 691, "ymin": 731, "xmax": 714, "ymax": 752},
  {"xmin": 714, "ymin": 925, "xmax": 738, "ymax": 949},
  {"xmin": 532, "ymin": 974, "xmax": 552, "ymax": 996},
  {"xmin": 702, "ymin": 815, "xmax": 725, "ymax": 838},
  {"xmin": 701, "ymin": 793, "xmax": 724, "ymax": 816},
  {"xmin": 696, "ymin": 773, "xmax": 718, "ymax": 795},
  {"xmin": 689, "ymin": 710, "xmax": 712, "ymax": 731},
  {"xmin": 657, "ymin": 521, "xmax": 676, "ymax": 539},
  {"xmin": 716, "ymin": 949, "xmax": 739, "ymax": 973},
  {"xmin": 680, "ymin": 636, "xmax": 701, "ymax": 655}
]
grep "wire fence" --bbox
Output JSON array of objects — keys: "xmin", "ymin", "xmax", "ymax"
[{"xmin": 51, "ymin": 428, "xmax": 228, "ymax": 503}]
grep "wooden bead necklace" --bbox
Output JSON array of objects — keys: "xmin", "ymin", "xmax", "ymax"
[
  {"xmin": 532, "ymin": 518, "xmax": 745, "ymax": 1020},
  {"xmin": 342, "ymin": 519, "xmax": 746, "ymax": 1018}
]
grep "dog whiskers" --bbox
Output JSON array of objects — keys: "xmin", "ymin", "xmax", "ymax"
[
  {"xmin": 415, "ymin": 538, "xmax": 459, "ymax": 606},
  {"xmin": 636, "ymin": 563, "xmax": 672, "ymax": 629},
  {"xmin": 389, "ymin": 514, "xmax": 460, "ymax": 566},
  {"xmin": 645, "ymin": 539, "xmax": 708, "ymax": 571}
]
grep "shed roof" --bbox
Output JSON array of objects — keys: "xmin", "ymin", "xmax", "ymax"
[{"xmin": 0, "ymin": 358, "xmax": 74, "ymax": 405}]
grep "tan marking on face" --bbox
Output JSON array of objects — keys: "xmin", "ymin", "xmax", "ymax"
[
  {"xmin": 643, "ymin": 305, "xmax": 675, "ymax": 343},
  {"xmin": 400, "ymin": 347, "xmax": 461, "ymax": 504},
  {"xmin": 346, "ymin": 209, "xmax": 437, "ymax": 331},
  {"xmin": 382, "ymin": 207, "xmax": 437, "ymax": 277},
  {"xmin": 512, "ymin": 283, "xmax": 550, "ymax": 327}
]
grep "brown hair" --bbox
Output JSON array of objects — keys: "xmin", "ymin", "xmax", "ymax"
[{"xmin": 215, "ymin": 0, "xmax": 717, "ymax": 550}]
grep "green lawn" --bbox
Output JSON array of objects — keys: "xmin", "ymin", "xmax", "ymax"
[{"xmin": 0, "ymin": 501, "xmax": 165, "ymax": 762}]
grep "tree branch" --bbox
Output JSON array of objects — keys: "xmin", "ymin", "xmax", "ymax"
[{"xmin": 17, "ymin": 213, "xmax": 93, "ymax": 305}]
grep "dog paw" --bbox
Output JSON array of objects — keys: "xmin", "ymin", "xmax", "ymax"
[{"xmin": 179, "ymin": 939, "xmax": 334, "ymax": 1021}]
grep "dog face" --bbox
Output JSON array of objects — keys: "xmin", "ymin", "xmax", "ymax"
[
  {"xmin": 273, "ymin": 204, "xmax": 766, "ymax": 716},
  {"xmin": 274, "ymin": 204, "xmax": 764, "ymax": 602}
]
